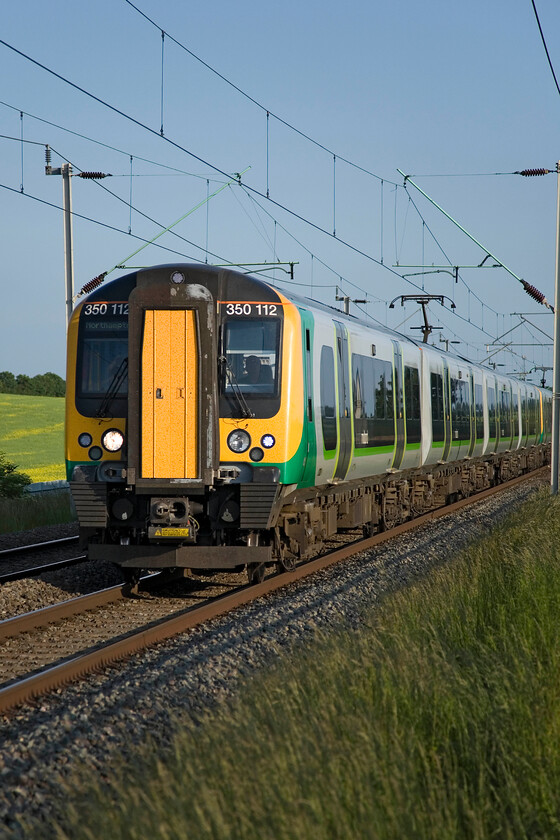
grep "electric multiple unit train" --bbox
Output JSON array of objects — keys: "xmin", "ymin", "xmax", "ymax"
[{"xmin": 65, "ymin": 264, "xmax": 551, "ymax": 582}]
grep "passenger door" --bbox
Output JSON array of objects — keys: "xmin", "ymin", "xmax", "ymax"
[{"xmin": 141, "ymin": 309, "xmax": 199, "ymax": 479}]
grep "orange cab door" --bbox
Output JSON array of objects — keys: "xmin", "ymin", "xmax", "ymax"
[{"xmin": 141, "ymin": 309, "xmax": 198, "ymax": 478}]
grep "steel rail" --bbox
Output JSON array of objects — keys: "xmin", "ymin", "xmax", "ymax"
[
  {"xmin": 0, "ymin": 467, "xmax": 548, "ymax": 715},
  {"xmin": 0, "ymin": 535, "xmax": 79, "ymax": 559},
  {"xmin": 0, "ymin": 554, "xmax": 87, "ymax": 585},
  {"xmin": 0, "ymin": 583, "xmax": 129, "ymax": 642},
  {"xmin": 0, "ymin": 571, "xmax": 165, "ymax": 643}
]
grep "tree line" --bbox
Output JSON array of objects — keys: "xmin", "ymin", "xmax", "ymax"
[{"xmin": 0, "ymin": 371, "xmax": 66, "ymax": 397}]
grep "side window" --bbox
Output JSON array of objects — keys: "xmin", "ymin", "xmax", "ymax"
[
  {"xmin": 351, "ymin": 354, "xmax": 395, "ymax": 449},
  {"xmin": 488, "ymin": 386, "xmax": 497, "ymax": 439},
  {"xmin": 474, "ymin": 383, "xmax": 484, "ymax": 440},
  {"xmin": 431, "ymin": 372, "xmax": 444, "ymax": 443},
  {"xmin": 529, "ymin": 394, "xmax": 536, "ymax": 438},
  {"xmin": 404, "ymin": 365, "xmax": 420, "ymax": 444},
  {"xmin": 352, "ymin": 355, "xmax": 374, "ymax": 448},
  {"xmin": 320, "ymin": 346, "xmax": 337, "ymax": 451},
  {"xmin": 501, "ymin": 388, "xmax": 512, "ymax": 439},
  {"xmin": 451, "ymin": 377, "xmax": 470, "ymax": 442}
]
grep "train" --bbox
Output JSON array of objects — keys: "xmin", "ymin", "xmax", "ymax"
[{"xmin": 65, "ymin": 263, "xmax": 552, "ymax": 583}]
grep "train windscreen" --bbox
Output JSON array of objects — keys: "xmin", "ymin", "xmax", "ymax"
[
  {"xmin": 220, "ymin": 315, "xmax": 282, "ymax": 418},
  {"xmin": 76, "ymin": 305, "xmax": 128, "ymax": 417}
]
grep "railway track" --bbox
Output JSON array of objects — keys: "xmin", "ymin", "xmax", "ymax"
[
  {"xmin": 0, "ymin": 535, "xmax": 79, "ymax": 559},
  {"xmin": 0, "ymin": 468, "xmax": 548, "ymax": 715},
  {"xmin": 0, "ymin": 535, "xmax": 84, "ymax": 585},
  {"xmin": 0, "ymin": 554, "xmax": 87, "ymax": 585}
]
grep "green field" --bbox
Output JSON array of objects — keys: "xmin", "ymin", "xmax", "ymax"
[
  {"xmin": 43, "ymin": 489, "xmax": 560, "ymax": 840},
  {"xmin": 0, "ymin": 393, "xmax": 66, "ymax": 482}
]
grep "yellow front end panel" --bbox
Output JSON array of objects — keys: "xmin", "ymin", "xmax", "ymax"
[{"xmin": 141, "ymin": 309, "xmax": 198, "ymax": 478}]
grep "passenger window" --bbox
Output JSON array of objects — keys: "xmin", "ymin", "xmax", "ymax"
[
  {"xmin": 430, "ymin": 372, "xmax": 444, "ymax": 443},
  {"xmin": 488, "ymin": 387, "xmax": 497, "ymax": 439},
  {"xmin": 475, "ymin": 383, "xmax": 484, "ymax": 440},
  {"xmin": 320, "ymin": 346, "xmax": 337, "ymax": 451},
  {"xmin": 404, "ymin": 365, "xmax": 420, "ymax": 444},
  {"xmin": 351, "ymin": 353, "xmax": 394, "ymax": 448}
]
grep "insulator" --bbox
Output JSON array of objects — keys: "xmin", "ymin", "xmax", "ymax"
[
  {"xmin": 77, "ymin": 171, "xmax": 111, "ymax": 179},
  {"xmin": 45, "ymin": 145, "xmax": 51, "ymax": 166},
  {"xmin": 517, "ymin": 168, "xmax": 551, "ymax": 177},
  {"xmin": 522, "ymin": 280, "xmax": 546, "ymax": 304},
  {"xmin": 78, "ymin": 272, "xmax": 107, "ymax": 297}
]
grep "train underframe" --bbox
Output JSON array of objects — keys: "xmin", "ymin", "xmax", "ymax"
[{"xmin": 72, "ymin": 444, "xmax": 550, "ymax": 584}]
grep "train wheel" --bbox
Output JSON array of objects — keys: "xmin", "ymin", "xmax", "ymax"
[
  {"xmin": 276, "ymin": 555, "xmax": 297, "ymax": 574},
  {"xmin": 122, "ymin": 567, "xmax": 142, "ymax": 595},
  {"xmin": 247, "ymin": 563, "xmax": 266, "ymax": 585}
]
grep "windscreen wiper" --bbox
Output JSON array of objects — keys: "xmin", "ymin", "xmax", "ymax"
[
  {"xmin": 219, "ymin": 355, "xmax": 253, "ymax": 419},
  {"xmin": 96, "ymin": 357, "xmax": 128, "ymax": 419}
]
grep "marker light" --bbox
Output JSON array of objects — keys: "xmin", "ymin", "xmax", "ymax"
[
  {"xmin": 102, "ymin": 429, "xmax": 124, "ymax": 452},
  {"xmin": 88, "ymin": 446, "xmax": 103, "ymax": 461},
  {"xmin": 171, "ymin": 271, "xmax": 185, "ymax": 284},
  {"xmin": 261, "ymin": 434, "xmax": 275, "ymax": 449},
  {"xmin": 250, "ymin": 447, "xmax": 264, "ymax": 462},
  {"xmin": 227, "ymin": 429, "xmax": 251, "ymax": 453},
  {"xmin": 78, "ymin": 432, "xmax": 93, "ymax": 448}
]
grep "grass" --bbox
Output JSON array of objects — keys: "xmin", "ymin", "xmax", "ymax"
[
  {"xmin": 0, "ymin": 392, "xmax": 65, "ymax": 482},
  {"xmin": 40, "ymin": 488, "xmax": 560, "ymax": 840},
  {"xmin": 0, "ymin": 490, "xmax": 75, "ymax": 534}
]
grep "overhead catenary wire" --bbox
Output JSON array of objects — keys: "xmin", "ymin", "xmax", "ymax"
[
  {"xmin": 74, "ymin": 167, "xmax": 252, "ymax": 298},
  {"xmin": 3, "ymin": 108, "xmax": 414, "ymax": 322},
  {"xmin": 0, "ymin": 99, "xmax": 224, "ymax": 182},
  {"xmin": 398, "ymin": 169, "xmax": 553, "ymax": 312},
  {"xmin": 0, "ymin": 42, "xmax": 390, "ymax": 253},
  {"xmin": 0, "ymin": 181, "xmax": 199, "ymax": 261},
  {"xmin": 236, "ymin": 186, "xmax": 530, "ymax": 367},
  {"xmin": 0, "ymin": 179, "xmax": 535, "ymax": 374},
  {"xmin": 52, "ymin": 147, "xmax": 236, "ymax": 267},
  {"xmin": 1, "ymin": 38, "xmax": 431, "ymax": 302},
  {"xmin": 530, "ymin": 0, "xmax": 560, "ymax": 98},
  {"xmin": 237, "ymin": 186, "xmax": 386, "ymax": 306},
  {"xmin": 8, "ymin": 137, "xmax": 236, "ymax": 266},
  {"xmin": 1, "ymin": 41, "xmax": 539, "ymax": 344},
  {"xmin": 122, "ymin": 0, "xmax": 399, "ymax": 188},
  {"xmin": 403, "ymin": 190, "xmax": 502, "ymax": 320},
  {"xmin": 0, "ymin": 41, "xmax": 546, "ymax": 375}
]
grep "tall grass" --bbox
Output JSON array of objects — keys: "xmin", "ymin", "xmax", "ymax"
[
  {"xmin": 0, "ymin": 490, "xmax": 75, "ymax": 534},
  {"xmin": 45, "ymin": 490, "xmax": 560, "ymax": 840}
]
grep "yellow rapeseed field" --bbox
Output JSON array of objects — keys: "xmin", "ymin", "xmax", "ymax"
[{"xmin": 0, "ymin": 393, "xmax": 66, "ymax": 482}]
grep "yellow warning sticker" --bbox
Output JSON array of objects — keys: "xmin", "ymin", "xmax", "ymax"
[{"xmin": 154, "ymin": 528, "xmax": 190, "ymax": 537}]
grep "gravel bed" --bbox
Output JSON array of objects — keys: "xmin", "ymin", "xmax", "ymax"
[
  {"xmin": 0, "ymin": 522, "xmax": 79, "ymax": 553},
  {"xmin": 0, "ymin": 478, "xmax": 546, "ymax": 838},
  {"xmin": 0, "ymin": 559, "xmax": 124, "ymax": 620},
  {"xmin": 0, "ymin": 542, "xmax": 86, "ymax": 587}
]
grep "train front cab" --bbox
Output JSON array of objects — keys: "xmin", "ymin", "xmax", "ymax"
[{"xmin": 69, "ymin": 266, "xmax": 307, "ymax": 574}]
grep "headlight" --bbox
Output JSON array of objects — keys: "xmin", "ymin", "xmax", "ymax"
[
  {"xmin": 227, "ymin": 429, "xmax": 251, "ymax": 453},
  {"xmin": 102, "ymin": 429, "xmax": 124, "ymax": 452}
]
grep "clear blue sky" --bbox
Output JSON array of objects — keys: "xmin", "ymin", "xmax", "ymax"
[{"xmin": 2, "ymin": 0, "xmax": 560, "ymax": 383}]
